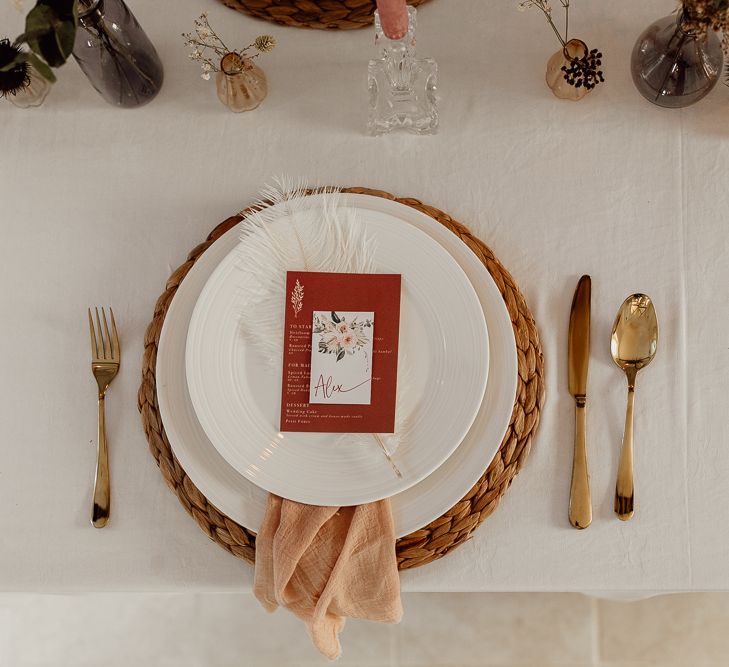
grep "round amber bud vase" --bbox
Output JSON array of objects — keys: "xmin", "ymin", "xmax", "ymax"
[
  {"xmin": 546, "ymin": 39, "xmax": 591, "ymax": 101},
  {"xmin": 216, "ymin": 52, "xmax": 268, "ymax": 113}
]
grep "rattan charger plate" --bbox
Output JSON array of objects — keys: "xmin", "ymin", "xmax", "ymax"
[
  {"xmin": 138, "ymin": 187, "xmax": 545, "ymax": 570},
  {"xmin": 220, "ymin": 0, "xmax": 430, "ymax": 30}
]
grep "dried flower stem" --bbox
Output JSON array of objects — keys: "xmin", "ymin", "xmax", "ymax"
[
  {"xmin": 519, "ymin": 0, "xmax": 571, "ymax": 46},
  {"xmin": 182, "ymin": 13, "xmax": 276, "ymax": 80},
  {"xmin": 680, "ymin": 1, "xmax": 729, "ymax": 83}
]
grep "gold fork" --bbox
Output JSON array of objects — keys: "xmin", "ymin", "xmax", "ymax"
[{"xmin": 88, "ymin": 307, "xmax": 120, "ymax": 528}]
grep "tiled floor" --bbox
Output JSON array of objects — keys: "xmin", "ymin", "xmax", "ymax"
[{"xmin": 2, "ymin": 592, "xmax": 729, "ymax": 666}]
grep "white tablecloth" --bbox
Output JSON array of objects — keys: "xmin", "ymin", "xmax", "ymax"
[{"xmin": 1, "ymin": 0, "xmax": 727, "ymax": 594}]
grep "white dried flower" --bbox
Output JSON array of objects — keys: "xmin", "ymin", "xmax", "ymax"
[{"xmin": 183, "ymin": 13, "xmax": 276, "ymax": 84}]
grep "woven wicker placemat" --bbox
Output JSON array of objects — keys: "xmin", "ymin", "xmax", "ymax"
[
  {"xmin": 219, "ymin": 0, "xmax": 430, "ymax": 30},
  {"xmin": 138, "ymin": 187, "xmax": 545, "ymax": 570}
]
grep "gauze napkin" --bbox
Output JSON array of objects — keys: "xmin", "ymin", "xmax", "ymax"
[{"xmin": 254, "ymin": 495, "xmax": 402, "ymax": 660}]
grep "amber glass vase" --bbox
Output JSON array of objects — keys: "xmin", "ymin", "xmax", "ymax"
[
  {"xmin": 546, "ymin": 39, "xmax": 591, "ymax": 101},
  {"xmin": 216, "ymin": 53, "xmax": 267, "ymax": 113}
]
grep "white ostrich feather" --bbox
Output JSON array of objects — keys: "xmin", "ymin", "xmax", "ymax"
[
  {"xmin": 235, "ymin": 179, "xmax": 412, "ymax": 471},
  {"xmin": 236, "ymin": 179, "xmax": 375, "ymax": 361}
]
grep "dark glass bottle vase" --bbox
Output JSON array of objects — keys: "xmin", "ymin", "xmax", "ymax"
[
  {"xmin": 73, "ymin": 0, "xmax": 164, "ymax": 108},
  {"xmin": 631, "ymin": 11, "xmax": 722, "ymax": 109}
]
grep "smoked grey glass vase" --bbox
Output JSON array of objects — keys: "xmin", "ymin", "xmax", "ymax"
[
  {"xmin": 73, "ymin": 0, "xmax": 164, "ymax": 108},
  {"xmin": 631, "ymin": 11, "xmax": 722, "ymax": 108}
]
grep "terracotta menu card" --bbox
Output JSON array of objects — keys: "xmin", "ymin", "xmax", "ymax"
[{"xmin": 280, "ymin": 271, "xmax": 401, "ymax": 433}]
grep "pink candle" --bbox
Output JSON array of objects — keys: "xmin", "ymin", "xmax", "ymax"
[{"xmin": 376, "ymin": 0, "xmax": 409, "ymax": 40}]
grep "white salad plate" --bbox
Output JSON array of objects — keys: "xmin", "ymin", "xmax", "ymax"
[
  {"xmin": 185, "ymin": 195, "xmax": 489, "ymax": 506},
  {"xmin": 156, "ymin": 193, "xmax": 517, "ymax": 536}
]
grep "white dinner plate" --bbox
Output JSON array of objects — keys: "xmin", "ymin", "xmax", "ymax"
[
  {"xmin": 185, "ymin": 196, "xmax": 489, "ymax": 506},
  {"xmin": 156, "ymin": 193, "xmax": 517, "ymax": 536}
]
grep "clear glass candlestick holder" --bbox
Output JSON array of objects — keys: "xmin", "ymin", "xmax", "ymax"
[{"xmin": 367, "ymin": 6, "xmax": 438, "ymax": 136}]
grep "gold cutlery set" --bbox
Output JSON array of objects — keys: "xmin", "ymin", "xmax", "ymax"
[
  {"xmin": 84, "ymin": 289, "xmax": 657, "ymax": 531},
  {"xmin": 568, "ymin": 276, "xmax": 658, "ymax": 529}
]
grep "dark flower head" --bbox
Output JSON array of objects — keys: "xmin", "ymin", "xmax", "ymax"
[
  {"xmin": 561, "ymin": 46, "xmax": 605, "ymax": 91},
  {"xmin": 0, "ymin": 38, "xmax": 30, "ymax": 98}
]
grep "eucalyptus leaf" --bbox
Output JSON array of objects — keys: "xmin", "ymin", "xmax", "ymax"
[
  {"xmin": 37, "ymin": 0, "xmax": 77, "ymax": 22},
  {"xmin": 24, "ymin": 0, "xmax": 77, "ymax": 68}
]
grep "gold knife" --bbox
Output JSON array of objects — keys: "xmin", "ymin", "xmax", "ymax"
[{"xmin": 568, "ymin": 275, "xmax": 592, "ymax": 529}]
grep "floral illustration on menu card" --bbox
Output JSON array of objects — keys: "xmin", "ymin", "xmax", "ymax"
[
  {"xmin": 291, "ymin": 279, "xmax": 304, "ymax": 318},
  {"xmin": 313, "ymin": 311, "xmax": 372, "ymax": 362}
]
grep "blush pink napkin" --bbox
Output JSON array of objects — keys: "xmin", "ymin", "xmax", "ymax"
[{"xmin": 254, "ymin": 495, "xmax": 402, "ymax": 660}]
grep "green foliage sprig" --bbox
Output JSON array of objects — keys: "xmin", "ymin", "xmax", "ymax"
[{"xmin": 0, "ymin": 0, "xmax": 77, "ymax": 95}]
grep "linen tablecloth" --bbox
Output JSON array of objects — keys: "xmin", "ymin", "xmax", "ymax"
[{"xmin": 1, "ymin": 0, "xmax": 726, "ymax": 595}]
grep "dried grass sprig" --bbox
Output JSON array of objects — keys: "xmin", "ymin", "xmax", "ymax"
[
  {"xmin": 682, "ymin": 0, "xmax": 729, "ymax": 33},
  {"xmin": 182, "ymin": 13, "xmax": 276, "ymax": 80},
  {"xmin": 679, "ymin": 1, "xmax": 729, "ymax": 83},
  {"xmin": 518, "ymin": 0, "xmax": 571, "ymax": 46}
]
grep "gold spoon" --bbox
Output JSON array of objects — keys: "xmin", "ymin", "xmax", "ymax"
[{"xmin": 610, "ymin": 294, "xmax": 659, "ymax": 521}]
